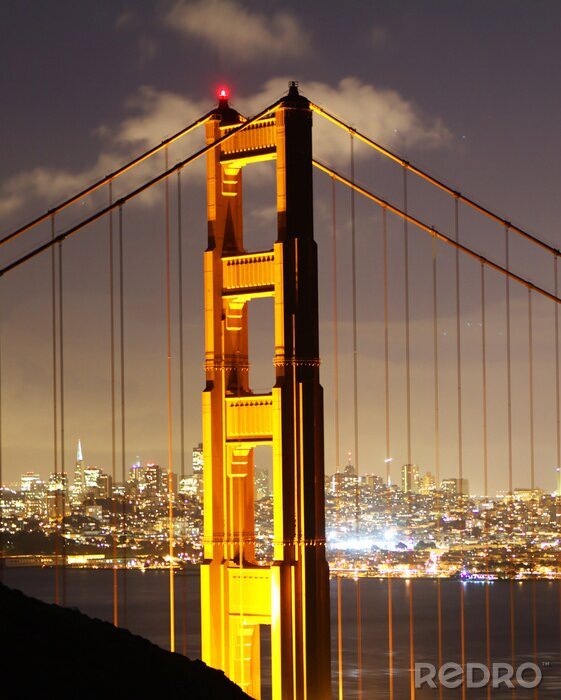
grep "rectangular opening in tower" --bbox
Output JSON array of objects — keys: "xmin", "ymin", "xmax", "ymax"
[
  {"xmin": 247, "ymin": 297, "xmax": 275, "ymax": 394},
  {"xmin": 252, "ymin": 444, "xmax": 273, "ymax": 565}
]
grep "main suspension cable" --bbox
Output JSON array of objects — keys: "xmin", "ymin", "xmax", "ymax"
[
  {"xmin": 309, "ymin": 102, "xmax": 560, "ymax": 258},
  {"xmin": 312, "ymin": 161, "xmax": 561, "ymax": 305},
  {"xmin": 0, "ymin": 112, "xmax": 213, "ymax": 248},
  {"xmin": 0, "ymin": 100, "xmax": 282, "ymax": 278}
]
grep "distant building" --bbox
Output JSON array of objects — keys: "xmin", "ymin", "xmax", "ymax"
[
  {"xmin": 97, "ymin": 473, "xmax": 112, "ymax": 498},
  {"xmin": 48, "ymin": 472, "xmax": 68, "ymax": 493},
  {"xmin": 193, "ymin": 443, "xmax": 204, "ymax": 475},
  {"xmin": 513, "ymin": 488, "xmax": 543, "ymax": 502},
  {"xmin": 144, "ymin": 463, "xmax": 163, "ymax": 495},
  {"xmin": 179, "ymin": 475, "xmax": 199, "ymax": 498},
  {"xmin": 419, "ymin": 472, "xmax": 436, "ymax": 495},
  {"xmin": 21, "ymin": 473, "xmax": 46, "ymax": 518},
  {"xmin": 401, "ymin": 464, "xmax": 420, "ymax": 494},
  {"xmin": 46, "ymin": 472, "xmax": 70, "ymax": 521},
  {"xmin": 363, "ymin": 474, "xmax": 384, "ymax": 493},
  {"xmin": 441, "ymin": 478, "xmax": 470, "ymax": 497},
  {"xmin": 21, "ymin": 472, "xmax": 42, "ymax": 493}
]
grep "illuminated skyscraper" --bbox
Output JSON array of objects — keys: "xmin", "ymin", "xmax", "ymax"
[
  {"xmin": 70, "ymin": 439, "xmax": 85, "ymax": 506},
  {"xmin": 419, "ymin": 471, "xmax": 436, "ymax": 495},
  {"xmin": 401, "ymin": 463, "xmax": 420, "ymax": 493},
  {"xmin": 441, "ymin": 478, "xmax": 470, "ymax": 497},
  {"xmin": 21, "ymin": 472, "xmax": 42, "ymax": 493},
  {"xmin": 192, "ymin": 443, "xmax": 204, "ymax": 474}
]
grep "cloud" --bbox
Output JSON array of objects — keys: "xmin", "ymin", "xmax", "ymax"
[
  {"xmin": 238, "ymin": 77, "xmax": 451, "ymax": 166},
  {"xmin": 0, "ymin": 78, "xmax": 450, "ymax": 222},
  {"xmin": 163, "ymin": 0, "xmax": 310, "ymax": 61},
  {"xmin": 0, "ymin": 87, "xmax": 209, "ymax": 220},
  {"xmin": 112, "ymin": 86, "xmax": 207, "ymax": 147}
]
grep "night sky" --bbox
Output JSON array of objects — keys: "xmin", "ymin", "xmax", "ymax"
[{"xmin": 2, "ymin": 1, "xmax": 561, "ymax": 494}]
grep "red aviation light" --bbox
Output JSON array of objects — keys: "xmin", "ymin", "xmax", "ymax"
[{"xmin": 218, "ymin": 87, "xmax": 229, "ymax": 100}]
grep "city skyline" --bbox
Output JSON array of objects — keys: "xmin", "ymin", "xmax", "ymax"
[
  {"xmin": 3, "ymin": 434, "xmax": 559, "ymax": 581},
  {"xmin": 5, "ymin": 435, "xmax": 561, "ymax": 500}
]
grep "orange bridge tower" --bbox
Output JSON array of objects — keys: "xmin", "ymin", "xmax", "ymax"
[{"xmin": 200, "ymin": 82, "xmax": 331, "ymax": 699}]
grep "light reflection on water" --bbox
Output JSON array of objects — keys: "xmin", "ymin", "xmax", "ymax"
[{"xmin": 3, "ymin": 569, "xmax": 561, "ymax": 699}]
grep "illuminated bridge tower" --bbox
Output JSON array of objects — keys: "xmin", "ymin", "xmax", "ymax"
[{"xmin": 200, "ymin": 83, "xmax": 331, "ymax": 699}]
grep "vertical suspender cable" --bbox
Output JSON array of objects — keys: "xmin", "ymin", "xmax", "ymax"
[
  {"xmin": 58, "ymin": 238, "xmax": 66, "ymax": 606},
  {"xmin": 177, "ymin": 169, "xmax": 188, "ymax": 657},
  {"xmin": 356, "ymin": 576, "xmax": 362, "ymax": 699},
  {"xmin": 528, "ymin": 289, "xmax": 535, "ymax": 502},
  {"xmin": 505, "ymin": 225, "xmax": 513, "ymax": 493},
  {"xmin": 51, "ymin": 214, "xmax": 60, "ymax": 605},
  {"xmin": 432, "ymin": 237, "xmax": 440, "ymax": 500},
  {"xmin": 505, "ymin": 227, "xmax": 515, "ymax": 700},
  {"xmin": 108, "ymin": 182, "xmax": 119, "ymax": 627},
  {"xmin": 350, "ymin": 135, "xmax": 359, "ymax": 533},
  {"xmin": 0, "ymin": 273, "xmax": 3, "ymax": 582},
  {"xmin": 337, "ymin": 574, "xmax": 343, "ymax": 700},
  {"xmin": 332, "ymin": 179, "xmax": 343, "ymax": 696},
  {"xmin": 349, "ymin": 135, "xmax": 362, "ymax": 699},
  {"xmin": 454, "ymin": 198, "xmax": 466, "ymax": 700},
  {"xmin": 332, "ymin": 178, "xmax": 344, "ymax": 700},
  {"xmin": 164, "ymin": 148, "xmax": 176, "ymax": 653},
  {"xmin": 404, "ymin": 169, "xmax": 412, "ymax": 470},
  {"xmin": 332, "ymin": 178, "xmax": 341, "ymax": 475},
  {"xmin": 118, "ymin": 203, "xmax": 127, "ymax": 627},
  {"xmin": 383, "ymin": 207, "xmax": 391, "ymax": 483},
  {"xmin": 481, "ymin": 263, "xmax": 491, "ymax": 700},
  {"xmin": 383, "ymin": 207, "xmax": 394, "ymax": 700},
  {"xmin": 403, "ymin": 166, "xmax": 415, "ymax": 700},
  {"xmin": 432, "ymin": 233, "xmax": 443, "ymax": 700},
  {"xmin": 555, "ymin": 257, "xmax": 561, "ymax": 663},
  {"xmin": 177, "ymin": 170, "xmax": 185, "ymax": 491},
  {"xmin": 528, "ymin": 290, "xmax": 538, "ymax": 700}
]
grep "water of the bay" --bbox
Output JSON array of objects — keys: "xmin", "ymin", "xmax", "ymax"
[{"xmin": 4, "ymin": 569, "xmax": 561, "ymax": 698}]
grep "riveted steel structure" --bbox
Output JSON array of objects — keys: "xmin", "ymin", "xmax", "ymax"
[{"xmin": 200, "ymin": 83, "xmax": 331, "ymax": 699}]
